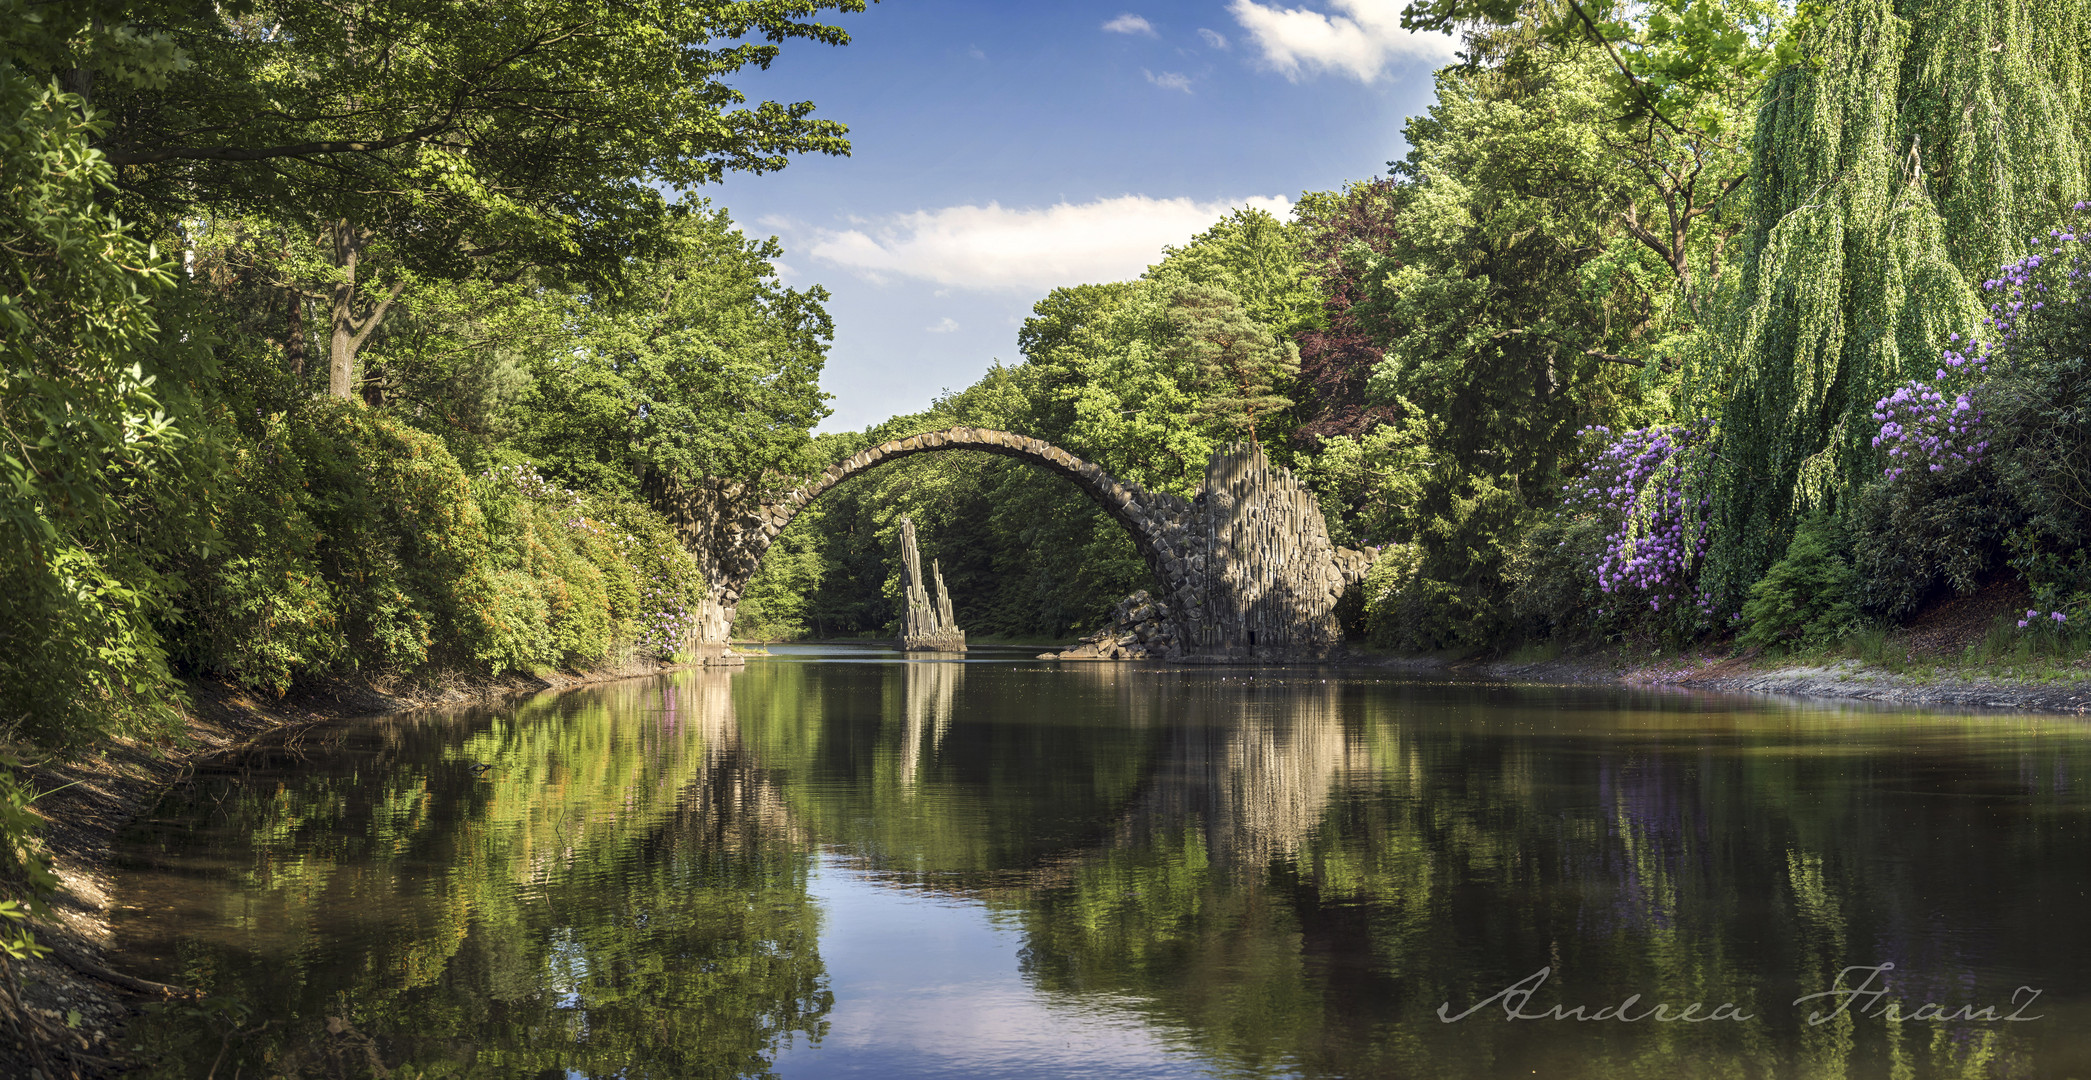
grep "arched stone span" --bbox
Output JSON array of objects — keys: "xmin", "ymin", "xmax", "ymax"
[
  {"xmin": 665, "ymin": 427, "xmax": 1375, "ymax": 662},
  {"xmin": 700, "ymin": 427, "xmax": 1191, "ymax": 631}
]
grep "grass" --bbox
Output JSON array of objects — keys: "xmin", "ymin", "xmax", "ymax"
[
  {"xmin": 1773, "ymin": 612, "xmax": 2091, "ymax": 685},
  {"xmin": 1500, "ymin": 639, "xmax": 1565, "ymax": 665}
]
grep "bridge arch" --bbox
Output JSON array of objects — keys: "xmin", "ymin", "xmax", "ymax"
[
  {"xmin": 666, "ymin": 427, "xmax": 1371, "ymax": 661},
  {"xmin": 697, "ymin": 427, "xmax": 1195, "ymax": 638}
]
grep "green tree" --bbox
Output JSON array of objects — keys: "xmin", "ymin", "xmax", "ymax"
[
  {"xmin": 1169, "ymin": 283, "xmax": 1299, "ymax": 445},
  {"xmin": 0, "ymin": 38, "xmax": 191, "ymax": 747},
  {"xmin": 512, "ymin": 203, "xmax": 832, "ymax": 501},
  {"xmin": 52, "ymin": 0, "xmax": 870, "ymax": 398},
  {"xmin": 1698, "ymin": 0, "xmax": 2089, "ymax": 609}
]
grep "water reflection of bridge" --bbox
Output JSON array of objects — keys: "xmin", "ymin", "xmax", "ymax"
[{"xmin": 671, "ymin": 660, "xmax": 1367, "ymax": 880}]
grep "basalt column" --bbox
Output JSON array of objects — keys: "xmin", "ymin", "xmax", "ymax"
[
  {"xmin": 897, "ymin": 516, "xmax": 967, "ymax": 652},
  {"xmin": 1175, "ymin": 441, "xmax": 1363, "ymax": 662}
]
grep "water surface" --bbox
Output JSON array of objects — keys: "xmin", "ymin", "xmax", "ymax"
[{"xmin": 107, "ymin": 647, "xmax": 2091, "ymax": 1077}]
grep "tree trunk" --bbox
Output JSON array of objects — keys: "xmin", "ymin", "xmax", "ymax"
[
  {"xmin": 326, "ymin": 220, "xmax": 404, "ymax": 400},
  {"xmin": 328, "ymin": 222, "xmax": 359, "ymax": 398},
  {"xmin": 286, "ymin": 287, "xmax": 308, "ymax": 379}
]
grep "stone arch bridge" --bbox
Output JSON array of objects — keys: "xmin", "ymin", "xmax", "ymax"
[{"xmin": 652, "ymin": 427, "xmax": 1376, "ymax": 662}]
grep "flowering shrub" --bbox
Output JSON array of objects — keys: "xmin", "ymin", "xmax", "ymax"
[
  {"xmin": 1873, "ymin": 203, "xmax": 2088, "ymax": 482},
  {"xmin": 2019, "ymin": 608, "xmax": 2067, "ymax": 630},
  {"xmin": 1562, "ymin": 421, "xmax": 1715, "ymax": 626},
  {"xmin": 1857, "ymin": 201, "xmax": 2091, "ymax": 623},
  {"xmin": 1872, "ymin": 376, "xmax": 1986, "ymax": 482},
  {"xmin": 635, "ymin": 582, "xmax": 703, "ymax": 658}
]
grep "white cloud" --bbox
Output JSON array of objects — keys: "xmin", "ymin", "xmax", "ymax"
[
  {"xmin": 1228, "ymin": 0, "xmax": 1457, "ymax": 82},
  {"xmin": 1145, "ymin": 69, "xmax": 1194, "ymax": 92},
  {"xmin": 805, "ymin": 194, "xmax": 1296, "ymax": 292},
  {"xmin": 926, "ymin": 317, "xmax": 961, "ymax": 333},
  {"xmin": 1199, "ymin": 27, "xmax": 1231, "ymax": 48},
  {"xmin": 1102, "ymin": 13, "xmax": 1157, "ymax": 36}
]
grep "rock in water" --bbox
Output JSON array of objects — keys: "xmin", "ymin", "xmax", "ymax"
[{"xmin": 898, "ymin": 516, "xmax": 966, "ymax": 652}]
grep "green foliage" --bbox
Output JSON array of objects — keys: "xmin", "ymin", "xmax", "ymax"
[
  {"xmin": 1984, "ymin": 271, "xmax": 2091, "ymax": 608},
  {"xmin": 94, "ymin": 0, "xmax": 869, "ymax": 273},
  {"xmin": 1737, "ymin": 515, "xmax": 1863, "ymax": 650},
  {"xmin": 1850, "ymin": 474, "xmax": 2006, "ymax": 618},
  {"xmin": 1152, "ymin": 207, "xmax": 1322, "ymax": 335},
  {"xmin": 0, "ymin": 761, "xmax": 56, "ymax": 942},
  {"xmin": 0, "ymin": 63, "xmax": 192, "ymax": 748},
  {"xmin": 1358, "ymin": 44, "xmax": 1677, "ymax": 488},
  {"xmin": 514, "ymin": 204, "xmax": 832, "ymax": 499},
  {"xmin": 1701, "ymin": 0, "xmax": 2086, "ymax": 608},
  {"xmin": 1290, "ymin": 412, "xmax": 1436, "ymax": 548},
  {"xmin": 1360, "ymin": 472, "xmax": 1526, "ymax": 652},
  {"xmin": 1504, "ymin": 513, "xmax": 1612, "ymax": 641},
  {"xmin": 1169, "ymin": 283, "xmax": 1300, "ymax": 444},
  {"xmin": 175, "ymin": 403, "xmax": 707, "ymax": 689}
]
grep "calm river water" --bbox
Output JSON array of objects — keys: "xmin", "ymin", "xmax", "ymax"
[{"xmin": 106, "ymin": 646, "xmax": 2091, "ymax": 1078}]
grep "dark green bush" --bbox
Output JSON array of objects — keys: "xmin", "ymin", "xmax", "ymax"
[
  {"xmin": 1361, "ymin": 471, "xmax": 1526, "ymax": 652},
  {"xmin": 1504, "ymin": 512, "xmax": 1609, "ymax": 642},
  {"xmin": 1738, "ymin": 515, "xmax": 1863, "ymax": 652},
  {"xmin": 1850, "ymin": 475, "xmax": 2008, "ymax": 618}
]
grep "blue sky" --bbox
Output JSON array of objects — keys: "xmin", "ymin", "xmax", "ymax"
[{"xmin": 705, "ymin": 1, "xmax": 1458, "ymax": 432}]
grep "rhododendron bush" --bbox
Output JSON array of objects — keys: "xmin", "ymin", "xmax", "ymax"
[{"xmin": 1855, "ymin": 203, "xmax": 2091, "ymax": 626}]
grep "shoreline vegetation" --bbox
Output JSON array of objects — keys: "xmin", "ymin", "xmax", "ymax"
[{"xmin": 8, "ymin": 0, "xmax": 2091, "ymax": 1073}]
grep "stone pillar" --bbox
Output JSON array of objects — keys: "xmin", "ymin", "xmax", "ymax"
[
  {"xmin": 898, "ymin": 516, "xmax": 966, "ymax": 651},
  {"xmin": 1178, "ymin": 441, "xmax": 1350, "ymax": 662}
]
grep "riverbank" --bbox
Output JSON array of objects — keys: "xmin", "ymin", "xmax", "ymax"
[
  {"xmin": 4, "ymin": 654, "xmax": 731, "ymax": 1079},
  {"xmin": 1454, "ymin": 578, "xmax": 2091, "ymax": 714},
  {"xmin": 1454, "ymin": 650, "xmax": 2091, "ymax": 714}
]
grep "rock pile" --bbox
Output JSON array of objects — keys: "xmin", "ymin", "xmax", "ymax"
[{"xmin": 1039, "ymin": 590, "xmax": 1177, "ymax": 661}]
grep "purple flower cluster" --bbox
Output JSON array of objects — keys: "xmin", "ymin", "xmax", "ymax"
[
  {"xmin": 1565, "ymin": 422, "xmax": 1714, "ymax": 617},
  {"xmin": 2019, "ymin": 609, "xmax": 2068, "ymax": 630},
  {"xmin": 635, "ymin": 582, "xmax": 700, "ymax": 657},
  {"xmin": 1872, "ymin": 373, "xmax": 1986, "ymax": 482},
  {"xmin": 1875, "ymin": 201, "xmax": 2091, "ymax": 482}
]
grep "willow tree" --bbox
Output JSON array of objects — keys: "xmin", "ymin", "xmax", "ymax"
[{"xmin": 1697, "ymin": 0, "xmax": 2091, "ymax": 607}]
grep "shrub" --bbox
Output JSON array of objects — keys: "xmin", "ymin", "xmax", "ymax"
[
  {"xmin": 173, "ymin": 412, "xmax": 708, "ymax": 688},
  {"xmin": 1560, "ymin": 421, "xmax": 1717, "ymax": 634},
  {"xmin": 1850, "ymin": 476, "xmax": 2006, "ymax": 618},
  {"xmin": 1360, "ymin": 472, "xmax": 1523, "ymax": 652},
  {"xmin": 1738, "ymin": 515, "xmax": 1863, "ymax": 652},
  {"xmin": 1864, "ymin": 202, "xmax": 2091, "ymax": 614},
  {"xmin": 1504, "ymin": 513, "xmax": 1609, "ymax": 642},
  {"xmin": 176, "ymin": 411, "xmax": 343, "ymax": 694}
]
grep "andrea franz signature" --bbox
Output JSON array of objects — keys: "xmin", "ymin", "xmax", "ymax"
[{"xmin": 1438, "ymin": 963, "xmax": 2045, "ymax": 1024}]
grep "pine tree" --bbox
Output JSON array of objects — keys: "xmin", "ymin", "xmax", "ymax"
[{"xmin": 1168, "ymin": 284, "xmax": 1300, "ymax": 445}]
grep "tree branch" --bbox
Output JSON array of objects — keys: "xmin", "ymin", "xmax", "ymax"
[{"xmin": 1562, "ymin": 0, "xmax": 1687, "ymax": 137}]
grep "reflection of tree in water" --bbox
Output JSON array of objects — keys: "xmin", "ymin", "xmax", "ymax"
[
  {"xmin": 1107, "ymin": 677, "xmax": 1356, "ymax": 875},
  {"xmin": 1010, "ymin": 686, "xmax": 2091, "ymax": 1080},
  {"xmin": 115, "ymin": 671, "xmax": 829, "ymax": 1079}
]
